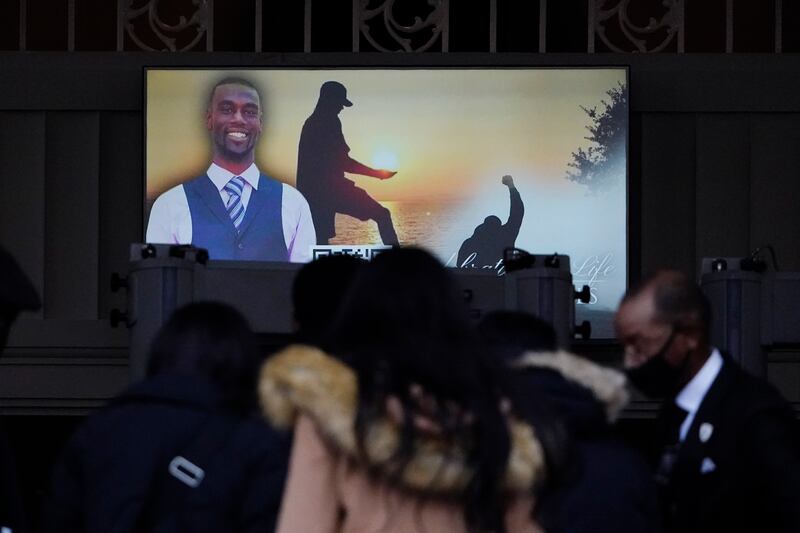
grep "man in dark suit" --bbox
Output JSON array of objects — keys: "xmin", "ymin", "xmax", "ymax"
[{"xmin": 614, "ymin": 270, "xmax": 800, "ymax": 533}]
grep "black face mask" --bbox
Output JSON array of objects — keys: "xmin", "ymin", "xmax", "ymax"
[{"xmin": 625, "ymin": 329, "xmax": 687, "ymax": 398}]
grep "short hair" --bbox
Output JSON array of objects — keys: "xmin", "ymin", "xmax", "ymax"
[
  {"xmin": 483, "ymin": 215, "xmax": 501, "ymax": 227},
  {"xmin": 291, "ymin": 254, "xmax": 365, "ymax": 346},
  {"xmin": 147, "ymin": 301, "xmax": 261, "ymax": 413},
  {"xmin": 625, "ymin": 270, "xmax": 711, "ymax": 340},
  {"xmin": 207, "ymin": 77, "xmax": 261, "ymax": 109},
  {"xmin": 478, "ymin": 311, "xmax": 558, "ymax": 362}
]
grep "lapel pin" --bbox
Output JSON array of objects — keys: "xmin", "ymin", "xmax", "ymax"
[
  {"xmin": 699, "ymin": 422, "xmax": 714, "ymax": 443},
  {"xmin": 700, "ymin": 457, "xmax": 716, "ymax": 474}
]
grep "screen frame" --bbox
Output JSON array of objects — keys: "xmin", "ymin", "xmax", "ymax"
[{"xmin": 142, "ymin": 61, "xmax": 631, "ymax": 339}]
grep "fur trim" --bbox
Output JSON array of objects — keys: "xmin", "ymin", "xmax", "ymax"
[
  {"xmin": 510, "ymin": 350, "xmax": 629, "ymax": 422},
  {"xmin": 259, "ymin": 345, "xmax": 546, "ymax": 495}
]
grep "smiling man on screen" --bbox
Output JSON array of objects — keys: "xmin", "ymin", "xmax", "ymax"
[{"xmin": 146, "ymin": 77, "xmax": 315, "ymax": 262}]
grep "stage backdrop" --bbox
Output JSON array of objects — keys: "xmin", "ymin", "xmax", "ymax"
[{"xmin": 146, "ymin": 68, "xmax": 628, "ymax": 336}]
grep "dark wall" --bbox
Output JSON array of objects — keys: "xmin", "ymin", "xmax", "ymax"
[
  {"xmin": 2, "ymin": 2, "xmax": 798, "ymax": 526},
  {"xmin": 1, "ymin": 52, "xmax": 799, "ymax": 412}
]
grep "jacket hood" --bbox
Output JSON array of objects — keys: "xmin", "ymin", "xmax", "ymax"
[
  {"xmin": 509, "ymin": 350, "xmax": 629, "ymax": 424},
  {"xmin": 259, "ymin": 344, "xmax": 546, "ymax": 497}
]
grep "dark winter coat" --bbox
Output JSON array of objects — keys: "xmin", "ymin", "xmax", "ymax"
[
  {"xmin": 507, "ymin": 350, "xmax": 662, "ymax": 533},
  {"xmin": 42, "ymin": 373, "xmax": 290, "ymax": 533}
]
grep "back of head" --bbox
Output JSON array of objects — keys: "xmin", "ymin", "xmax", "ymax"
[
  {"xmin": 147, "ymin": 301, "xmax": 260, "ymax": 413},
  {"xmin": 327, "ymin": 247, "xmax": 513, "ymax": 531},
  {"xmin": 483, "ymin": 215, "xmax": 501, "ymax": 227},
  {"xmin": 292, "ymin": 254, "xmax": 364, "ymax": 346},
  {"xmin": 328, "ymin": 247, "xmax": 488, "ymax": 400},
  {"xmin": 477, "ymin": 215, "xmax": 501, "ymax": 236},
  {"xmin": 478, "ymin": 312, "xmax": 572, "ymax": 494},
  {"xmin": 478, "ymin": 311, "xmax": 558, "ymax": 363},
  {"xmin": 626, "ymin": 270, "xmax": 711, "ymax": 341}
]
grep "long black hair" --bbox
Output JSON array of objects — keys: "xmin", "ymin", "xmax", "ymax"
[
  {"xmin": 147, "ymin": 301, "xmax": 261, "ymax": 414},
  {"xmin": 325, "ymin": 248, "xmax": 514, "ymax": 532}
]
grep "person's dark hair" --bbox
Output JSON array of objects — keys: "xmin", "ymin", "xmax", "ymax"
[
  {"xmin": 147, "ymin": 301, "xmax": 261, "ymax": 413},
  {"xmin": 477, "ymin": 310, "xmax": 573, "ymax": 524},
  {"xmin": 483, "ymin": 215, "xmax": 501, "ymax": 227},
  {"xmin": 208, "ymin": 77, "xmax": 261, "ymax": 109},
  {"xmin": 326, "ymin": 248, "xmax": 518, "ymax": 532},
  {"xmin": 625, "ymin": 270, "xmax": 711, "ymax": 341},
  {"xmin": 477, "ymin": 311, "xmax": 558, "ymax": 361},
  {"xmin": 292, "ymin": 254, "xmax": 365, "ymax": 346}
]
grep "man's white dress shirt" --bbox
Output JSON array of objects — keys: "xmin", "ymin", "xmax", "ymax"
[
  {"xmin": 146, "ymin": 163, "xmax": 316, "ymax": 263},
  {"xmin": 674, "ymin": 348, "xmax": 724, "ymax": 441}
]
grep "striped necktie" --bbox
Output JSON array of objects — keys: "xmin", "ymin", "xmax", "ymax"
[{"xmin": 224, "ymin": 176, "xmax": 246, "ymax": 229}]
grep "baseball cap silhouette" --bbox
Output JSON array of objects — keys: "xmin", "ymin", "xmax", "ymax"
[{"xmin": 320, "ymin": 81, "xmax": 353, "ymax": 107}]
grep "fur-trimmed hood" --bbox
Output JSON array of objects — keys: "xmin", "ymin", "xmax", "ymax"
[
  {"xmin": 259, "ymin": 345, "xmax": 546, "ymax": 497},
  {"xmin": 510, "ymin": 350, "xmax": 629, "ymax": 423}
]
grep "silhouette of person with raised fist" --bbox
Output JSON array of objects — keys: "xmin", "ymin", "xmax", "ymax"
[{"xmin": 458, "ymin": 175, "xmax": 525, "ymax": 270}]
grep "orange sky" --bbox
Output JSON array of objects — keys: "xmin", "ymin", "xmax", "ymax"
[{"xmin": 147, "ymin": 68, "xmax": 626, "ymax": 201}]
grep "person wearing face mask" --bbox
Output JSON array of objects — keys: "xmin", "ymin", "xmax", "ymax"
[{"xmin": 614, "ymin": 270, "xmax": 800, "ymax": 533}]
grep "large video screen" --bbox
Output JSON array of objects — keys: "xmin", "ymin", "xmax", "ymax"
[{"xmin": 145, "ymin": 68, "xmax": 627, "ymax": 336}]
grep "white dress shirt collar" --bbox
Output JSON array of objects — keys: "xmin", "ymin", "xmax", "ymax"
[
  {"xmin": 207, "ymin": 162, "xmax": 260, "ymax": 191},
  {"xmin": 674, "ymin": 348, "xmax": 723, "ymax": 440}
]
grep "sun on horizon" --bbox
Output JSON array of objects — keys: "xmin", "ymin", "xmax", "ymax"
[{"xmin": 371, "ymin": 149, "xmax": 399, "ymax": 171}]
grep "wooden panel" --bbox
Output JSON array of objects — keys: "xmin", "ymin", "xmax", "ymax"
[
  {"xmin": 0, "ymin": 355, "xmax": 129, "ymax": 414},
  {"xmin": 98, "ymin": 112, "xmax": 143, "ymax": 318},
  {"xmin": 6, "ymin": 319, "xmax": 129, "ymax": 348},
  {"xmin": 639, "ymin": 113, "xmax": 696, "ymax": 277},
  {"xmin": 44, "ymin": 112, "xmax": 100, "ymax": 319},
  {"xmin": 767, "ymin": 350, "xmax": 800, "ymax": 405},
  {"xmin": 695, "ymin": 114, "xmax": 751, "ymax": 263},
  {"xmin": 0, "ymin": 112, "xmax": 46, "ymax": 318},
  {"xmin": 749, "ymin": 114, "xmax": 800, "ymax": 271},
  {"xmin": 3, "ymin": 54, "xmax": 800, "ymax": 113}
]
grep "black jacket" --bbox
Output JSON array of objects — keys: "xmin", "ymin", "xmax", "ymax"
[
  {"xmin": 42, "ymin": 374, "xmax": 290, "ymax": 533},
  {"xmin": 508, "ymin": 351, "xmax": 662, "ymax": 533},
  {"xmin": 658, "ymin": 358, "xmax": 800, "ymax": 533}
]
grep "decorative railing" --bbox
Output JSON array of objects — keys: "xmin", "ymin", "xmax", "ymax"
[{"xmin": 2, "ymin": 0, "xmax": 792, "ymax": 53}]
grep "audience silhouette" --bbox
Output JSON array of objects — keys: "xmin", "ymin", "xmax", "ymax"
[
  {"xmin": 260, "ymin": 248, "xmax": 562, "ymax": 532},
  {"xmin": 479, "ymin": 310, "xmax": 662, "ymax": 533},
  {"xmin": 22, "ymin": 254, "xmax": 799, "ymax": 533},
  {"xmin": 44, "ymin": 302, "xmax": 289, "ymax": 533},
  {"xmin": 291, "ymin": 253, "xmax": 365, "ymax": 347}
]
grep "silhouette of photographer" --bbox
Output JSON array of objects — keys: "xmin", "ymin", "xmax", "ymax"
[
  {"xmin": 296, "ymin": 81, "xmax": 399, "ymax": 246},
  {"xmin": 458, "ymin": 175, "xmax": 525, "ymax": 269}
]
